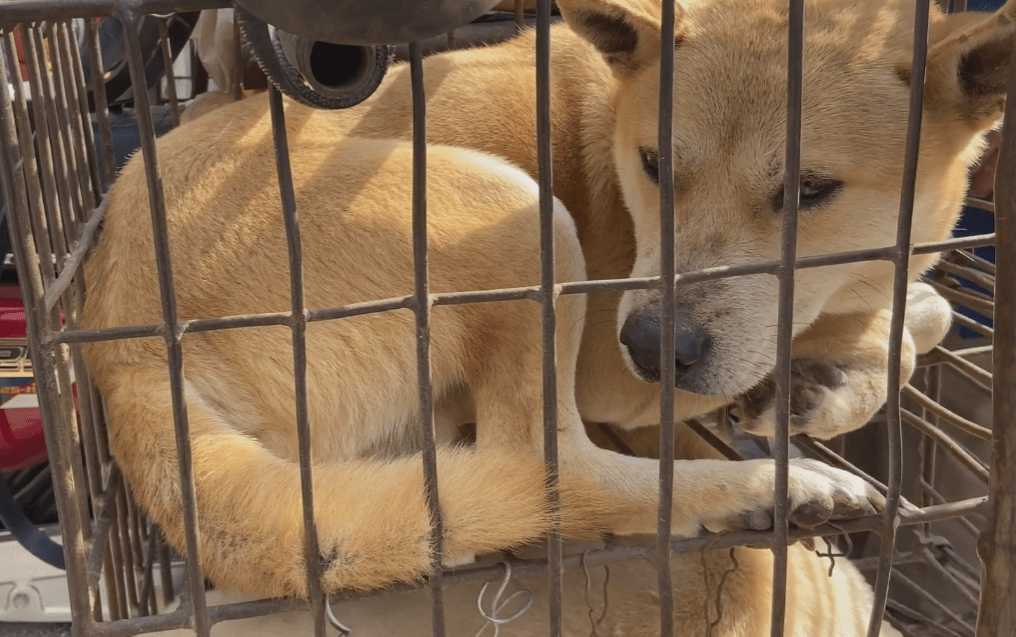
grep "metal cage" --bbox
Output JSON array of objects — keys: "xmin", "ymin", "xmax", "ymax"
[{"xmin": 0, "ymin": 0, "xmax": 1011, "ymax": 635}]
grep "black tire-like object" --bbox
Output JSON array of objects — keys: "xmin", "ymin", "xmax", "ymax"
[{"xmin": 234, "ymin": 5, "xmax": 394, "ymax": 110}]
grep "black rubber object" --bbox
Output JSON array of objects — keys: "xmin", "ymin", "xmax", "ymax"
[
  {"xmin": 234, "ymin": 4, "xmax": 393, "ymax": 110},
  {"xmin": 0, "ymin": 471, "xmax": 64, "ymax": 570}
]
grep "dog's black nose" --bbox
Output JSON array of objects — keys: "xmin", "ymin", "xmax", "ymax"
[{"xmin": 620, "ymin": 311, "xmax": 707, "ymax": 381}]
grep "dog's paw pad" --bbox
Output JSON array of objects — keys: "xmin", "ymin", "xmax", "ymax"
[{"xmin": 734, "ymin": 359, "xmax": 848, "ymax": 437}]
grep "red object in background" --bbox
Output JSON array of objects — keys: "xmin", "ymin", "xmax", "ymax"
[
  {"xmin": 0, "ymin": 284, "xmax": 45, "ymax": 471},
  {"xmin": 11, "ymin": 26, "xmax": 29, "ymax": 82}
]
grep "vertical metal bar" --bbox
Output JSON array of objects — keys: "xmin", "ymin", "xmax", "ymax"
[
  {"xmin": 104, "ymin": 489, "xmax": 130, "ymax": 620},
  {"xmin": 920, "ymin": 367, "xmax": 940, "ymax": 538},
  {"xmin": 407, "ymin": 42, "xmax": 447, "ymax": 637},
  {"xmin": 231, "ymin": 11, "xmax": 243, "ymax": 101},
  {"xmin": 127, "ymin": 491, "xmax": 148, "ymax": 590},
  {"xmin": 43, "ymin": 23, "xmax": 88, "ymax": 232},
  {"xmin": 118, "ymin": 11, "xmax": 212, "ymax": 637},
  {"xmin": 34, "ymin": 25, "xmax": 78, "ymax": 253},
  {"xmin": 103, "ymin": 546, "xmax": 124, "ymax": 621},
  {"xmin": 3, "ymin": 31, "xmax": 92, "ymax": 546},
  {"xmin": 866, "ymin": 0, "xmax": 929, "ymax": 634},
  {"xmin": 2, "ymin": 31, "xmax": 58, "ymax": 285},
  {"xmin": 157, "ymin": 529, "xmax": 176, "ymax": 608},
  {"xmin": 535, "ymin": 0, "xmax": 562, "ymax": 634},
  {"xmin": 54, "ymin": 20, "xmax": 97, "ymax": 219},
  {"xmin": 655, "ymin": 0, "xmax": 677, "ymax": 632},
  {"xmin": 158, "ymin": 19, "xmax": 181, "ymax": 127},
  {"xmin": 64, "ymin": 18, "xmax": 104, "ymax": 202},
  {"xmin": 515, "ymin": 0, "xmax": 525, "ymax": 34},
  {"xmin": 51, "ymin": 326, "xmax": 93, "ymax": 563},
  {"xmin": 974, "ymin": 33, "xmax": 1016, "ymax": 637},
  {"xmin": 769, "ymin": 0, "xmax": 805, "ymax": 632},
  {"xmin": 83, "ymin": 18, "xmax": 115, "ymax": 190},
  {"xmin": 115, "ymin": 479, "xmax": 141, "ymax": 615},
  {"xmin": 265, "ymin": 84, "xmax": 326, "ymax": 637},
  {"xmin": 0, "ymin": 36, "xmax": 94, "ymax": 637},
  {"xmin": 18, "ymin": 25, "xmax": 71, "ymax": 268}
]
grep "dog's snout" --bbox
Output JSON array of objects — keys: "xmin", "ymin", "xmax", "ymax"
[{"xmin": 620, "ymin": 310, "xmax": 708, "ymax": 382}]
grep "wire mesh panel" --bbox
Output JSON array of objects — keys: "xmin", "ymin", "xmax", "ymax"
[{"xmin": 0, "ymin": 0, "xmax": 1011, "ymax": 636}]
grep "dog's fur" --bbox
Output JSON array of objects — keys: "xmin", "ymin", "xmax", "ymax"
[{"xmin": 82, "ymin": 0, "xmax": 1013, "ymax": 632}]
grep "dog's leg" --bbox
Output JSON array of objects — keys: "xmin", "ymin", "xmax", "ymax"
[
  {"xmin": 460, "ymin": 201, "xmax": 884, "ymax": 540},
  {"xmin": 734, "ymin": 282, "xmax": 952, "ymax": 440}
]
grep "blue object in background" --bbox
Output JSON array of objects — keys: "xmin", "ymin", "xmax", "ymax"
[{"xmin": 949, "ymin": 0, "xmax": 1002, "ymax": 337}]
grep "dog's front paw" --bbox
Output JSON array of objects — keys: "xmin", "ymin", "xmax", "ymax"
[
  {"xmin": 699, "ymin": 458, "xmax": 884, "ymax": 535},
  {"xmin": 733, "ymin": 359, "xmax": 875, "ymax": 440}
]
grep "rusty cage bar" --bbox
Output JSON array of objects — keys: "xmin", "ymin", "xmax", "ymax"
[{"xmin": 0, "ymin": 0, "xmax": 1010, "ymax": 636}]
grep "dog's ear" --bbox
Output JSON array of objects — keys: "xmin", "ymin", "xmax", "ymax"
[
  {"xmin": 912, "ymin": 1, "xmax": 1016, "ymax": 126},
  {"xmin": 558, "ymin": 0, "xmax": 682, "ymax": 73}
]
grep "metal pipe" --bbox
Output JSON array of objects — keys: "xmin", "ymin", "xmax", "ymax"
[
  {"xmin": 265, "ymin": 82, "xmax": 327, "ymax": 636},
  {"xmin": 866, "ymin": 0, "xmax": 930, "ymax": 633},
  {"xmin": 117, "ymin": 9, "xmax": 212, "ymax": 636},
  {"xmin": 407, "ymin": 41, "xmax": 447, "ymax": 637},
  {"xmin": 535, "ymin": 0, "xmax": 563, "ymax": 633},
  {"xmin": 973, "ymin": 28, "xmax": 1016, "ymax": 637},
  {"xmin": 656, "ymin": 0, "xmax": 677, "ymax": 632}
]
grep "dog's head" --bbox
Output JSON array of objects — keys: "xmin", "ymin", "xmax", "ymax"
[{"xmin": 559, "ymin": 0, "xmax": 1014, "ymax": 397}]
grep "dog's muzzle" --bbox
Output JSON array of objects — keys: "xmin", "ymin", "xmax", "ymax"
[{"xmin": 619, "ymin": 306, "xmax": 710, "ymax": 388}]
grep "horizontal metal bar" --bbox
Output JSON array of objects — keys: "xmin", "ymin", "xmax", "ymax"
[
  {"xmin": 49, "ymin": 324, "xmax": 163, "ymax": 345},
  {"xmin": 951, "ymin": 311, "xmax": 994, "ymax": 339},
  {"xmin": 927, "ymin": 345, "xmax": 992, "ymax": 393},
  {"xmin": 902, "ymin": 385, "xmax": 992, "ymax": 441},
  {"xmin": 44, "ymin": 235, "xmax": 1003, "ymax": 348},
  {"xmin": 684, "ymin": 418, "xmax": 746, "ymax": 461},
  {"xmin": 900, "ymin": 409, "xmax": 989, "ymax": 481},
  {"xmin": 906, "ymin": 406, "xmax": 983, "ymax": 481},
  {"xmin": 936, "ymin": 260, "xmax": 995, "ymax": 293},
  {"xmin": 965, "ymin": 197, "xmax": 995, "ymax": 213},
  {"xmin": 0, "ymin": 0, "xmax": 229, "ymax": 22},
  {"xmin": 950, "ymin": 345, "xmax": 993, "ymax": 358},
  {"xmin": 77, "ymin": 489, "xmax": 988, "ymax": 637},
  {"xmin": 926, "ymin": 279, "xmax": 995, "ymax": 317}
]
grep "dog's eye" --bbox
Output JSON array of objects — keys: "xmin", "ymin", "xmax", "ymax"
[
  {"xmin": 639, "ymin": 147, "xmax": 659, "ymax": 184},
  {"xmin": 800, "ymin": 178, "xmax": 840, "ymax": 204},
  {"xmin": 773, "ymin": 176, "xmax": 842, "ymax": 211}
]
